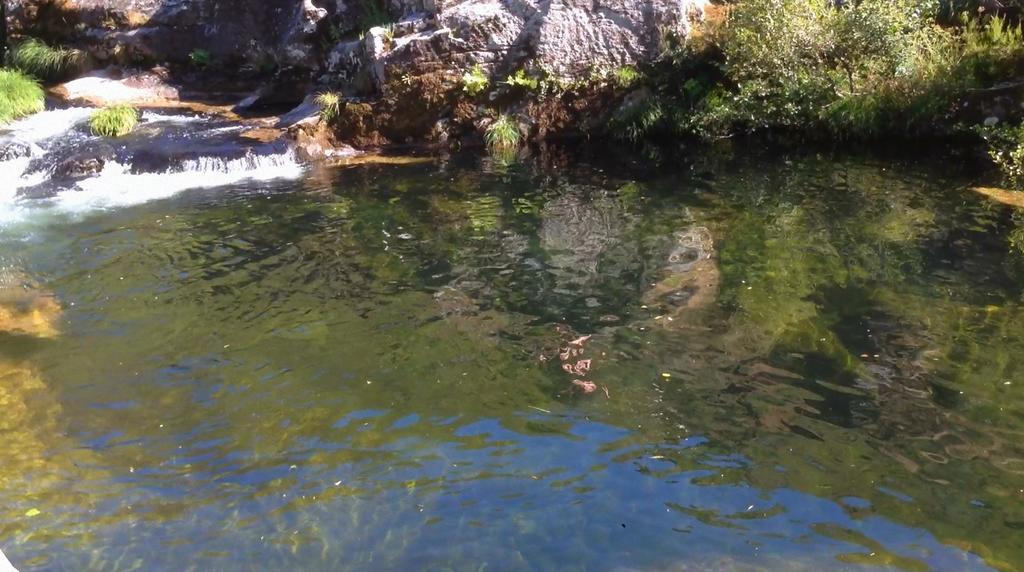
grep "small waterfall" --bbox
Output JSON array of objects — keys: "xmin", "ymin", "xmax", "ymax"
[
  {"xmin": 0, "ymin": 107, "xmax": 305, "ymax": 230},
  {"xmin": 64, "ymin": 151, "xmax": 304, "ymax": 211}
]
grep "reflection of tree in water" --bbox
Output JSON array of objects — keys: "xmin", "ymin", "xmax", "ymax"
[{"xmin": 645, "ymin": 154, "xmax": 1024, "ymax": 567}]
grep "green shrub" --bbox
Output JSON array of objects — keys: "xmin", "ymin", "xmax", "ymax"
[
  {"xmin": 462, "ymin": 66, "xmax": 489, "ymax": 96},
  {"xmin": 980, "ymin": 124, "xmax": 1024, "ymax": 189},
  {"xmin": 0, "ymin": 69, "xmax": 45, "ymax": 124},
  {"xmin": 960, "ymin": 14, "xmax": 1024, "ymax": 83},
  {"xmin": 485, "ymin": 114, "xmax": 522, "ymax": 150},
  {"xmin": 605, "ymin": 1, "xmax": 1024, "ymax": 144},
  {"xmin": 90, "ymin": 105, "xmax": 139, "ymax": 137},
  {"xmin": 710, "ymin": 0, "xmax": 965, "ymax": 136},
  {"xmin": 7, "ymin": 39, "xmax": 86, "ymax": 82},
  {"xmin": 315, "ymin": 91, "xmax": 342, "ymax": 123},
  {"xmin": 189, "ymin": 49, "xmax": 211, "ymax": 68}
]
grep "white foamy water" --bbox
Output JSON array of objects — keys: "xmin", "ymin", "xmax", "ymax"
[
  {"xmin": 2, "ymin": 107, "xmax": 93, "ymax": 143},
  {"xmin": 63, "ymin": 152, "xmax": 305, "ymax": 211},
  {"xmin": 0, "ymin": 108, "xmax": 305, "ymax": 232}
]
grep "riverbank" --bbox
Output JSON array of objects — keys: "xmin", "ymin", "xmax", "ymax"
[{"xmin": 6, "ymin": 1, "xmax": 1022, "ymax": 169}]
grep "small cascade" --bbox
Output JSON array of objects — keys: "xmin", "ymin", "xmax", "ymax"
[
  {"xmin": 64, "ymin": 151, "xmax": 304, "ymax": 211},
  {"xmin": 0, "ymin": 107, "xmax": 305, "ymax": 230}
]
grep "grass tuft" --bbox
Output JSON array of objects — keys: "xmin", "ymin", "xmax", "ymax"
[
  {"xmin": 90, "ymin": 105, "xmax": 139, "ymax": 138},
  {"xmin": 0, "ymin": 70, "xmax": 45, "ymax": 124},
  {"xmin": 485, "ymin": 114, "xmax": 522, "ymax": 150},
  {"xmin": 7, "ymin": 39, "xmax": 87, "ymax": 82},
  {"xmin": 315, "ymin": 91, "xmax": 342, "ymax": 123}
]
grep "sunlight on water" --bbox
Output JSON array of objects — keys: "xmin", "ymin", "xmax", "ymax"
[{"xmin": 0, "ymin": 148, "xmax": 1021, "ymax": 571}]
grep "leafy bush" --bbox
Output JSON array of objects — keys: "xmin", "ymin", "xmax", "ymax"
[
  {"xmin": 710, "ymin": 0, "xmax": 965, "ymax": 136},
  {"xmin": 315, "ymin": 91, "xmax": 342, "ymax": 123},
  {"xmin": 462, "ymin": 66, "xmax": 489, "ymax": 96},
  {"xmin": 7, "ymin": 39, "xmax": 86, "ymax": 82},
  {"xmin": 0, "ymin": 69, "xmax": 45, "ymax": 123},
  {"xmin": 980, "ymin": 124, "xmax": 1024, "ymax": 189},
  {"xmin": 621, "ymin": 0, "xmax": 1024, "ymax": 143},
  {"xmin": 960, "ymin": 14, "xmax": 1024, "ymax": 83},
  {"xmin": 485, "ymin": 115, "xmax": 522, "ymax": 150},
  {"xmin": 90, "ymin": 105, "xmax": 139, "ymax": 137}
]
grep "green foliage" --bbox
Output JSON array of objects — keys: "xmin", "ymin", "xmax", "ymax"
[
  {"xmin": 6, "ymin": 39, "xmax": 85, "ymax": 82},
  {"xmin": 611, "ymin": 66, "xmax": 642, "ymax": 88},
  {"xmin": 960, "ymin": 14, "xmax": 1024, "ymax": 83},
  {"xmin": 708, "ymin": 0, "xmax": 963, "ymax": 137},
  {"xmin": 90, "ymin": 105, "xmax": 139, "ymax": 138},
  {"xmin": 0, "ymin": 69, "xmax": 45, "ymax": 124},
  {"xmin": 189, "ymin": 49, "xmax": 211, "ymax": 68},
  {"xmin": 485, "ymin": 114, "xmax": 522, "ymax": 150},
  {"xmin": 980, "ymin": 124, "xmax": 1024, "ymax": 189},
  {"xmin": 461, "ymin": 66, "xmax": 489, "ymax": 96},
  {"xmin": 504, "ymin": 70, "xmax": 539, "ymax": 91},
  {"xmin": 625, "ymin": 0, "xmax": 1024, "ymax": 143},
  {"xmin": 315, "ymin": 91, "xmax": 342, "ymax": 123}
]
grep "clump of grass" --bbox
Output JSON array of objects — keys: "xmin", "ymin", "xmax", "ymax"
[
  {"xmin": 485, "ymin": 114, "xmax": 522, "ymax": 150},
  {"xmin": 462, "ymin": 65, "xmax": 489, "ymax": 96},
  {"xmin": 7, "ymin": 39, "xmax": 86, "ymax": 82},
  {"xmin": 315, "ymin": 91, "xmax": 342, "ymax": 123},
  {"xmin": 611, "ymin": 66, "xmax": 641, "ymax": 88},
  {"xmin": 90, "ymin": 105, "xmax": 139, "ymax": 138},
  {"xmin": 0, "ymin": 69, "xmax": 45, "ymax": 124}
]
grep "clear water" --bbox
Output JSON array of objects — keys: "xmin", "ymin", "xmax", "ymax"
[{"xmin": 1, "ymin": 146, "xmax": 1023, "ymax": 571}]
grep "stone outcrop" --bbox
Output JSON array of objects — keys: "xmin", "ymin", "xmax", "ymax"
[
  {"xmin": 12, "ymin": 0, "xmax": 708, "ymax": 149},
  {"xmin": 10, "ymin": 0, "xmax": 328, "ymax": 70}
]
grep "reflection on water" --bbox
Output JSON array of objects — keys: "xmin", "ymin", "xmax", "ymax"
[{"xmin": 0, "ymin": 148, "xmax": 1022, "ymax": 570}]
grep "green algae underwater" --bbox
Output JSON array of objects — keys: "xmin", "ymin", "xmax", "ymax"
[{"xmin": 0, "ymin": 147, "xmax": 1023, "ymax": 571}]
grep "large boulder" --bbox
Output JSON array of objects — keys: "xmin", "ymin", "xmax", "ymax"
[
  {"xmin": 328, "ymin": 0, "xmax": 707, "ymax": 90},
  {"xmin": 11, "ymin": 0, "xmax": 329, "ymax": 71},
  {"xmin": 440, "ymin": 0, "xmax": 708, "ymax": 76}
]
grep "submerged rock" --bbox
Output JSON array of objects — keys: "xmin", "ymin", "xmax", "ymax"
[{"xmin": 642, "ymin": 226, "xmax": 720, "ymax": 327}]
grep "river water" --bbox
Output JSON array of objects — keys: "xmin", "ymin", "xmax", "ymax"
[{"xmin": 1, "ymin": 111, "xmax": 1023, "ymax": 571}]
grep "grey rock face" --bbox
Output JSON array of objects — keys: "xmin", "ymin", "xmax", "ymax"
[
  {"xmin": 436, "ymin": 0, "xmax": 706, "ymax": 76},
  {"xmin": 13, "ymin": 0, "xmax": 329, "ymax": 71}
]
